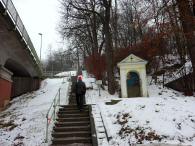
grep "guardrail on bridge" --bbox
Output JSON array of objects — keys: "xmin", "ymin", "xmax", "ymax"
[{"xmin": 0, "ymin": 0, "xmax": 42, "ymax": 76}]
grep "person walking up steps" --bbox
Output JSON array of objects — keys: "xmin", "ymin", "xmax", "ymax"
[{"xmin": 75, "ymin": 75, "xmax": 86, "ymax": 111}]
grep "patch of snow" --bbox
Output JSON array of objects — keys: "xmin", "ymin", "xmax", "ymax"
[
  {"xmin": 55, "ymin": 71, "xmax": 77, "ymax": 77},
  {"xmin": 148, "ymin": 83, "xmax": 183, "ymax": 98},
  {"xmin": 86, "ymin": 88, "xmax": 118, "ymax": 104}
]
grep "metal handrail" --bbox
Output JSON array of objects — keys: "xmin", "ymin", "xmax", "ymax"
[
  {"xmin": 45, "ymin": 88, "xmax": 61, "ymax": 142},
  {"xmin": 0, "ymin": 0, "xmax": 42, "ymax": 76}
]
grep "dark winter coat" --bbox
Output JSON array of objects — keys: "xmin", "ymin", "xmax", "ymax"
[{"xmin": 75, "ymin": 80, "xmax": 86, "ymax": 95}]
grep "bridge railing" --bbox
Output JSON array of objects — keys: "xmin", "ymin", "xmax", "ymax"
[{"xmin": 0, "ymin": 0, "xmax": 42, "ymax": 75}]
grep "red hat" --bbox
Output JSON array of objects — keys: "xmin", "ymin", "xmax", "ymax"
[{"xmin": 78, "ymin": 75, "xmax": 83, "ymax": 80}]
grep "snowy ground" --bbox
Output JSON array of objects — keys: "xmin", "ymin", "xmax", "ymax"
[
  {"xmin": 84, "ymin": 74, "xmax": 195, "ymax": 146},
  {"xmin": 99, "ymin": 95, "xmax": 195, "ymax": 146},
  {"xmin": 0, "ymin": 77, "xmax": 70, "ymax": 146},
  {"xmin": 1, "ymin": 71, "xmax": 195, "ymax": 146}
]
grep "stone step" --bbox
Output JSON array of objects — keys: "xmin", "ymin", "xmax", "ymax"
[
  {"xmin": 58, "ymin": 110, "xmax": 89, "ymax": 114},
  {"xmin": 55, "ymin": 121, "xmax": 90, "ymax": 127},
  {"xmin": 69, "ymin": 102, "xmax": 77, "ymax": 104},
  {"xmin": 52, "ymin": 131, "xmax": 91, "ymax": 138},
  {"xmin": 51, "ymin": 143, "xmax": 92, "ymax": 146},
  {"xmin": 69, "ymin": 99, "xmax": 76, "ymax": 102},
  {"xmin": 57, "ymin": 117, "xmax": 90, "ymax": 122},
  {"xmin": 69, "ymin": 99, "xmax": 76, "ymax": 100},
  {"xmin": 69, "ymin": 102, "xmax": 77, "ymax": 105},
  {"xmin": 58, "ymin": 113, "xmax": 89, "ymax": 118},
  {"xmin": 70, "ymin": 94, "xmax": 76, "ymax": 96},
  {"xmin": 53, "ymin": 126, "xmax": 90, "ymax": 132},
  {"xmin": 69, "ymin": 101, "xmax": 77, "ymax": 104},
  {"xmin": 70, "ymin": 98, "xmax": 76, "ymax": 100},
  {"xmin": 52, "ymin": 137, "xmax": 92, "ymax": 145},
  {"xmin": 59, "ymin": 107, "xmax": 89, "ymax": 111},
  {"xmin": 52, "ymin": 143, "xmax": 93, "ymax": 146},
  {"xmin": 59, "ymin": 104, "xmax": 78, "ymax": 108},
  {"xmin": 60, "ymin": 104, "xmax": 88, "ymax": 108},
  {"xmin": 69, "ymin": 98, "xmax": 76, "ymax": 100},
  {"xmin": 58, "ymin": 109, "xmax": 89, "ymax": 114}
]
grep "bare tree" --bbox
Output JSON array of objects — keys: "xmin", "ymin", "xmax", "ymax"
[
  {"xmin": 176, "ymin": 0, "xmax": 195, "ymax": 79},
  {"xmin": 59, "ymin": 0, "xmax": 116, "ymax": 94}
]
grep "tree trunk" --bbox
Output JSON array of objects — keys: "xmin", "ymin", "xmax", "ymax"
[
  {"xmin": 113, "ymin": 0, "xmax": 118, "ymax": 50},
  {"xmin": 193, "ymin": 0, "xmax": 195, "ymax": 16},
  {"xmin": 164, "ymin": 0, "xmax": 186, "ymax": 63},
  {"xmin": 76, "ymin": 48, "xmax": 81, "ymax": 75},
  {"xmin": 103, "ymin": 0, "xmax": 115, "ymax": 95},
  {"xmin": 176, "ymin": 0, "xmax": 195, "ymax": 80},
  {"xmin": 91, "ymin": 10, "xmax": 99, "ymax": 55}
]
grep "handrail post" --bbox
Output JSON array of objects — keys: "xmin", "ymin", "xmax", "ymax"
[
  {"xmin": 5, "ymin": 0, "xmax": 8, "ymax": 9},
  {"xmin": 59, "ymin": 88, "xmax": 61, "ymax": 105},
  {"xmin": 3, "ymin": 0, "xmax": 8, "ymax": 15},
  {"xmin": 44, "ymin": 86, "xmax": 63, "ymax": 143},
  {"xmin": 53, "ymin": 102, "xmax": 56, "ymax": 120},
  {"xmin": 46, "ymin": 115, "xmax": 48, "ymax": 143},
  {"xmin": 14, "ymin": 13, "xmax": 18, "ymax": 30}
]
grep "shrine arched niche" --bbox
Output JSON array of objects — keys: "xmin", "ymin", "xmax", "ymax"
[{"xmin": 126, "ymin": 71, "xmax": 141, "ymax": 97}]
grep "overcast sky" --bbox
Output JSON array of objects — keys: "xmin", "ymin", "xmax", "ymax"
[{"xmin": 12, "ymin": 0, "xmax": 66, "ymax": 60}]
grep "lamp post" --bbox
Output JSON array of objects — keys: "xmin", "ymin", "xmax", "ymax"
[{"xmin": 38, "ymin": 33, "xmax": 43, "ymax": 62}]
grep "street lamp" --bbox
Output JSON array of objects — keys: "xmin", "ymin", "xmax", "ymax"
[{"xmin": 38, "ymin": 33, "xmax": 43, "ymax": 62}]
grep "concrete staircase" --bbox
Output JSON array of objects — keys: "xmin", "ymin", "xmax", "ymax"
[{"xmin": 51, "ymin": 79, "xmax": 93, "ymax": 146}]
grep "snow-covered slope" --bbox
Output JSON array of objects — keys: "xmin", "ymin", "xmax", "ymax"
[
  {"xmin": 99, "ymin": 96, "xmax": 195, "ymax": 146},
  {"xmin": 0, "ymin": 78, "xmax": 70, "ymax": 146},
  {"xmin": 83, "ymin": 71, "xmax": 195, "ymax": 146}
]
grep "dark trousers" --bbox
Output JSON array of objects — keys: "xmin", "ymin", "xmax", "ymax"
[{"xmin": 76, "ymin": 94, "xmax": 84, "ymax": 110}]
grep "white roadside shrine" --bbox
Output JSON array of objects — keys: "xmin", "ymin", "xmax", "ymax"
[{"xmin": 117, "ymin": 54, "xmax": 148, "ymax": 98}]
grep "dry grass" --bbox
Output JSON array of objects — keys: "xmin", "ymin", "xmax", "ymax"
[{"xmin": 0, "ymin": 120, "xmax": 18, "ymax": 131}]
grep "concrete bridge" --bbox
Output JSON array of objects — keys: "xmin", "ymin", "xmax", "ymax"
[{"xmin": 0, "ymin": 0, "xmax": 42, "ymax": 109}]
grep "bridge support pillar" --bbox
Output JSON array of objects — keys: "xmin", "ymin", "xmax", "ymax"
[{"xmin": 0, "ymin": 66, "xmax": 13, "ymax": 110}]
